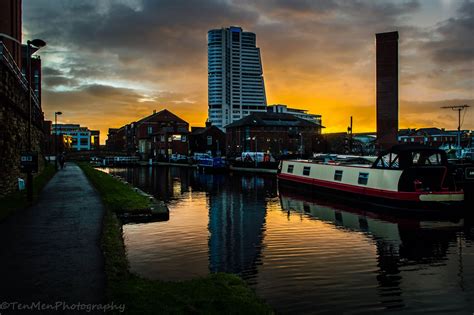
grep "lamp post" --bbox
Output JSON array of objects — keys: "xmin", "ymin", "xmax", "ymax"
[
  {"xmin": 54, "ymin": 111, "xmax": 62, "ymax": 170},
  {"xmin": 253, "ymin": 136, "xmax": 258, "ymax": 167},
  {"xmin": 26, "ymin": 39, "xmax": 46, "ymax": 202},
  {"xmin": 299, "ymin": 132, "xmax": 303, "ymax": 159}
]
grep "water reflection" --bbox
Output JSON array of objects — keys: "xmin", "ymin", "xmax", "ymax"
[
  {"xmin": 104, "ymin": 166, "xmax": 474, "ymax": 314},
  {"xmin": 279, "ymin": 191, "xmax": 468, "ymax": 312}
]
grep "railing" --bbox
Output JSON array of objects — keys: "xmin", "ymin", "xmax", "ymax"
[{"xmin": 0, "ymin": 40, "xmax": 41, "ymax": 108}]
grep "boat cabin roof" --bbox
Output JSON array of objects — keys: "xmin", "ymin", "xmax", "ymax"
[{"xmin": 374, "ymin": 144, "xmax": 448, "ymax": 169}]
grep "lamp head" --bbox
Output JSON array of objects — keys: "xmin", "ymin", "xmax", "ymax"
[
  {"xmin": 55, "ymin": 111, "xmax": 62, "ymax": 115},
  {"xmin": 28, "ymin": 39, "xmax": 47, "ymax": 48}
]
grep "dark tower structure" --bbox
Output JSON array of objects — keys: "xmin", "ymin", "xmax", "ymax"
[
  {"xmin": 0, "ymin": 0, "xmax": 22, "ymax": 68},
  {"xmin": 376, "ymin": 31, "xmax": 399, "ymax": 151}
]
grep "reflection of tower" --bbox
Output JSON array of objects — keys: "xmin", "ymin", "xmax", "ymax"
[{"xmin": 208, "ymin": 175, "xmax": 268, "ymax": 280}]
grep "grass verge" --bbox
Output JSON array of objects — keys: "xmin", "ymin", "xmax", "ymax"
[
  {"xmin": 78, "ymin": 162, "xmax": 272, "ymax": 314},
  {"xmin": 0, "ymin": 163, "xmax": 57, "ymax": 221}
]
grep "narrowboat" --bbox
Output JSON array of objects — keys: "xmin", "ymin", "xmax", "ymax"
[{"xmin": 277, "ymin": 145, "xmax": 465, "ymax": 210}]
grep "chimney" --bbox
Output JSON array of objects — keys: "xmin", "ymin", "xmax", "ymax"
[
  {"xmin": 205, "ymin": 121, "xmax": 212, "ymax": 128},
  {"xmin": 376, "ymin": 31, "xmax": 399, "ymax": 151},
  {"xmin": 153, "ymin": 109, "xmax": 156, "ymax": 114}
]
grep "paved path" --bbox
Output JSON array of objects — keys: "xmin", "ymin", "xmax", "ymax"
[{"xmin": 0, "ymin": 163, "xmax": 105, "ymax": 309}]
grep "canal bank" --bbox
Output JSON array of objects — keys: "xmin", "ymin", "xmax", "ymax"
[{"xmin": 78, "ymin": 163, "xmax": 272, "ymax": 314}]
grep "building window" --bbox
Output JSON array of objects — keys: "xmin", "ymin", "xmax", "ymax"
[
  {"xmin": 334, "ymin": 170, "xmax": 343, "ymax": 181},
  {"xmin": 160, "ymin": 135, "xmax": 165, "ymax": 142},
  {"xmin": 181, "ymin": 135, "xmax": 187, "ymax": 142},
  {"xmin": 303, "ymin": 166, "xmax": 311, "ymax": 176},
  {"xmin": 207, "ymin": 136, "xmax": 213, "ymax": 146},
  {"xmin": 80, "ymin": 138, "xmax": 88, "ymax": 146},
  {"xmin": 147, "ymin": 126, "xmax": 153, "ymax": 135},
  {"xmin": 358, "ymin": 172, "xmax": 369, "ymax": 185},
  {"xmin": 287, "ymin": 164, "xmax": 294, "ymax": 173}
]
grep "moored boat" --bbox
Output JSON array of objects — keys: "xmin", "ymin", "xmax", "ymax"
[{"xmin": 277, "ymin": 144, "xmax": 464, "ymax": 210}]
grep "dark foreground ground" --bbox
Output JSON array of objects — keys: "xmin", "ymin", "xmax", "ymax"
[{"xmin": 0, "ymin": 163, "xmax": 105, "ymax": 310}]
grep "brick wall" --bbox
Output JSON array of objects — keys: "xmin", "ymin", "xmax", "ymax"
[{"xmin": 0, "ymin": 62, "xmax": 45, "ymax": 197}]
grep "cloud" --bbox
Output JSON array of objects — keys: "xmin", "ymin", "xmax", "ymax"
[
  {"xmin": 22, "ymin": 0, "xmax": 473, "ymax": 143},
  {"xmin": 422, "ymin": 1, "xmax": 474, "ymax": 65}
]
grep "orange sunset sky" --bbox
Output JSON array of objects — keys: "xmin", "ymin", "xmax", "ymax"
[{"xmin": 23, "ymin": 0, "xmax": 473, "ymax": 143}]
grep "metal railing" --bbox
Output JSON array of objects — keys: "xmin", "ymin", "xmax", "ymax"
[{"xmin": 0, "ymin": 40, "xmax": 41, "ymax": 108}]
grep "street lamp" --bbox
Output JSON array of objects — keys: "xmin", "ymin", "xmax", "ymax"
[
  {"xmin": 26, "ymin": 38, "xmax": 46, "ymax": 202},
  {"xmin": 54, "ymin": 111, "xmax": 62, "ymax": 170},
  {"xmin": 298, "ymin": 132, "xmax": 303, "ymax": 159}
]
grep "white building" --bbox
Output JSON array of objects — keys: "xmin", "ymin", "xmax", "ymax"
[
  {"xmin": 208, "ymin": 26, "xmax": 267, "ymax": 129},
  {"xmin": 53, "ymin": 124, "xmax": 91, "ymax": 151},
  {"xmin": 267, "ymin": 104, "xmax": 322, "ymax": 126}
]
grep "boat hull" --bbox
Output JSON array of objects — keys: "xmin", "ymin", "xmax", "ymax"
[{"xmin": 278, "ymin": 173, "xmax": 465, "ymax": 212}]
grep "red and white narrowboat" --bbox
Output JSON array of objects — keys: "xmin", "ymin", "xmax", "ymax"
[{"xmin": 277, "ymin": 145, "xmax": 464, "ymax": 210}]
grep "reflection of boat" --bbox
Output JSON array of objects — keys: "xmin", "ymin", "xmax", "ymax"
[
  {"xmin": 278, "ymin": 145, "xmax": 464, "ymax": 210},
  {"xmin": 194, "ymin": 153, "xmax": 226, "ymax": 171},
  {"xmin": 279, "ymin": 190, "xmax": 464, "ymax": 236}
]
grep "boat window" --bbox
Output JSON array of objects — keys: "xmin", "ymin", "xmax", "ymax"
[
  {"xmin": 334, "ymin": 170, "xmax": 343, "ymax": 181},
  {"xmin": 412, "ymin": 152, "xmax": 443, "ymax": 165},
  {"xmin": 358, "ymin": 172, "xmax": 369, "ymax": 185},
  {"xmin": 287, "ymin": 164, "xmax": 294, "ymax": 173},
  {"xmin": 412, "ymin": 153, "xmax": 421, "ymax": 164},
  {"xmin": 303, "ymin": 166, "xmax": 311, "ymax": 176},
  {"xmin": 427, "ymin": 153, "xmax": 442, "ymax": 165},
  {"xmin": 375, "ymin": 153, "xmax": 399, "ymax": 169}
]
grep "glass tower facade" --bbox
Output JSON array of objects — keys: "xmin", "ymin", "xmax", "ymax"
[{"xmin": 208, "ymin": 26, "xmax": 267, "ymax": 129}]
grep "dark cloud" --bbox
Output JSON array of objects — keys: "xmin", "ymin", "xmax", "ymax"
[
  {"xmin": 421, "ymin": 1, "xmax": 474, "ymax": 65},
  {"xmin": 21, "ymin": 0, "xmax": 473, "ymax": 141}
]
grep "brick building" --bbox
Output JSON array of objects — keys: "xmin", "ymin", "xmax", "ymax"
[
  {"xmin": 107, "ymin": 109, "xmax": 190, "ymax": 160},
  {"xmin": 189, "ymin": 122, "xmax": 226, "ymax": 156},
  {"xmin": 0, "ymin": 0, "xmax": 22, "ymax": 67},
  {"xmin": 225, "ymin": 112, "xmax": 323, "ymax": 158},
  {"xmin": 398, "ymin": 128, "xmax": 472, "ymax": 148}
]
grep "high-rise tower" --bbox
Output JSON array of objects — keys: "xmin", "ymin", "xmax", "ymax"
[{"xmin": 208, "ymin": 26, "xmax": 267, "ymax": 129}]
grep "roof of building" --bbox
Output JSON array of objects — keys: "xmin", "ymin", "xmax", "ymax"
[
  {"xmin": 225, "ymin": 112, "xmax": 324, "ymax": 129},
  {"xmin": 136, "ymin": 109, "xmax": 187, "ymax": 125},
  {"xmin": 191, "ymin": 125, "xmax": 225, "ymax": 136}
]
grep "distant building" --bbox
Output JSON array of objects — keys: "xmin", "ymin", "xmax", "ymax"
[
  {"xmin": 208, "ymin": 26, "xmax": 267, "ymax": 129},
  {"xmin": 107, "ymin": 109, "xmax": 190, "ymax": 160},
  {"xmin": 21, "ymin": 46, "xmax": 42, "ymax": 105},
  {"xmin": 43, "ymin": 120, "xmax": 72, "ymax": 155},
  {"xmin": 52, "ymin": 124, "xmax": 98, "ymax": 151},
  {"xmin": 90, "ymin": 130, "xmax": 100, "ymax": 150},
  {"xmin": 267, "ymin": 104, "xmax": 322, "ymax": 125},
  {"xmin": 376, "ymin": 31, "xmax": 399, "ymax": 151},
  {"xmin": 190, "ymin": 122, "xmax": 226, "ymax": 156},
  {"xmin": 225, "ymin": 112, "xmax": 323, "ymax": 157},
  {"xmin": 135, "ymin": 109, "xmax": 189, "ymax": 160},
  {"xmin": 106, "ymin": 128, "xmax": 120, "ymax": 151},
  {"xmin": 398, "ymin": 128, "xmax": 472, "ymax": 148}
]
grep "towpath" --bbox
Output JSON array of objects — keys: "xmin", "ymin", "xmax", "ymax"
[{"xmin": 0, "ymin": 163, "xmax": 105, "ymax": 310}]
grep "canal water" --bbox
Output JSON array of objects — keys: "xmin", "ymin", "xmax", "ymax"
[{"xmin": 105, "ymin": 166, "xmax": 474, "ymax": 314}]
